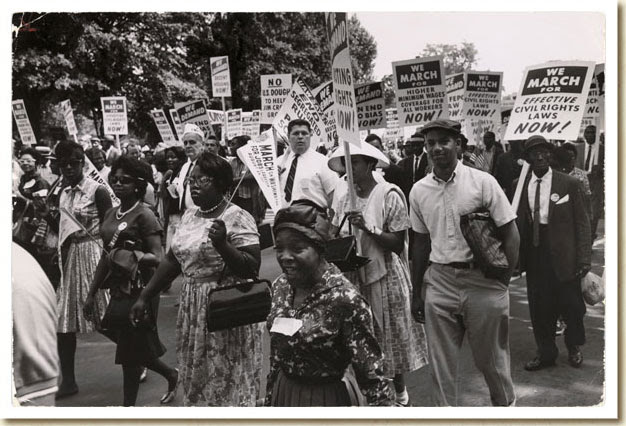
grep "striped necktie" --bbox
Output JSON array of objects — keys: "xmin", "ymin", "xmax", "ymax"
[{"xmin": 284, "ymin": 154, "xmax": 299, "ymax": 202}]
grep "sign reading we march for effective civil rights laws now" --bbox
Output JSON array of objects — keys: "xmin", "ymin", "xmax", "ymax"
[
  {"xmin": 392, "ymin": 55, "xmax": 448, "ymax": 126},
  {"xmin": 355, "ymin": 81, "xmax": 386, "ymax": 130},
  {"xmin": 210, "ymin": 56, "xmax": 232, "ymax": 98},
  {"xmin": 101, "ymin": 96, "xmax": 128, "ymax": 135},
  {"xmin": 326, "ymin": 12, "xmax": 360, "ymax": 146},
  {"xmin": 462, "ymin": 71, "xmax": 503, "ymax": 145},
  {"xmin": 505, "ymin": 61, "xmax": 595, "ymax": 141},
  {"xmin": 261, "ymin": 74, "xmax": 292, "ymax": 125},
  {"xmin": 12, "ymin": 99, "xmax": 37, "ymax": 145}
]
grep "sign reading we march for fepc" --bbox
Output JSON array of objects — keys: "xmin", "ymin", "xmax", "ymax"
[
  {"xmin": 260, "ymin": 74, "xmax": 292, "ymax": 124},
  {"xmin": 12, "ymin": 100, "xmax": 37, "ymax": 145},
  {"xmin": 210, "ymin": 56, "xmax": 232, "ymax": 98},
  {"xmin": 326, "ymin": 12, "xmax": 360, "ymax": 146},
  {"xmin": 446, "ymin": 73, "xmax": 465, "ymax": 121},
  {"xmin": 392, "ymin": 56, "xmax": 448, "ymax": 126},
  {"xmin": 355, "ymin": 81, "xmax": 386, "ymax": 130},
  {"xmin": 150, "ymin": 109, "xmax": 177, "ymax": 145},
  {"xmin": 505, "ymin": 61, "xmax": 595, "ymax": 141},
  {"xmin": 101, "ymin": 96, "xmax": 128, "ymax": 135}
]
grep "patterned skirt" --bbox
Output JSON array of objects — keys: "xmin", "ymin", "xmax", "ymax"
[
  {"xmin": 347, "ymin": 252, "xmax": 428, "ymax": 377},
  {"xmin": 57, "ymin": 239, "xmax": 109, "ymax": 333},
  {"xmin": 165, "ymin": 213, "xmax": 181, "ymax": 252},
  {"xmin": 270, "ymin": 370, "xmax": 366, "ymax": 407},
  {"xmin": 176, "ymin": 277, "xmax": 264, "ymax": 407}
]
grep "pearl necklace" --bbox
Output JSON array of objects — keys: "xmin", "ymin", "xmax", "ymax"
[
  {"xmin": 116, "ymin": 200, "xmax": 140, "ymax": 220},
  {"xmin": 198, "ymin": 198, "xmax": 227, "ymax": 215}
]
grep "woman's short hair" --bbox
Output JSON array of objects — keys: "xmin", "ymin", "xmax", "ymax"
[
  {"xmin": 230, "ymin": 135, "xmax": 251, "ymax": 149},
  {"xmin": 18, "ymin": 147, "xmax": 43, "ymax": 165},
  {"xmin": 54, "ymin": 140, "xmax": 85, "ymax": 161},
  {"xmin": 195, "ymin": 151, "xmax": 233, "ymax": 194},
  {"xmin": 85, "ymin": 147, "xmax": 106, "ymax": 163},
  {"xmin": 109, "ymin": 155, "xmax": 154, "ymax": 200}
]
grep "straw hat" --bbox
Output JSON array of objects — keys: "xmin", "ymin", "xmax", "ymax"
[{"xmin": 327, "ymin": 142, "xmax": 390, "ymax": 174}]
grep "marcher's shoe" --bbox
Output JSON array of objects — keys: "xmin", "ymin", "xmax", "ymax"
[
  {"xmin": 395, "ymin": 388, "xmax": 409, "ymax": 406},
  {"xmin": 139, "ymin": 367, "xmax": 148, "ymax": 383},
  {"xmin": 568, "ymin": 346, "xmax": 583, "ymax": 368},
  {"xmin": 524, "ymin": 357, "xmax": 556, "ymax": 371},
  {"xmin": 55, "ymin": 383, "xmax": 79, "ymax": 399},
  {"xmin": 160, "ymin": 369, "xmax": 179, "ymax": 405}
]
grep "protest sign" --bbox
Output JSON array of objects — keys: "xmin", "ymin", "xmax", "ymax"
[
  {"xmin": 355, "ymin": 81, "xmax": 386, "ymax": 130},
  {"xmin": 84, "ymin": 157, "xmax": 120, "ymax": 206},
  {"xmin": 150, "ymin": 109, "xmax": 177, "ymax": 145},
  {"xmin": 12, "ymin": 99, "xmax": 37, "ymax": 145},
  {"xmin": 226, "ymin": 109, "xmax": 243, "ymax": 140},
  {"xmin": 242, "ymin": 111, "xmax": 261, "ymax": 138},
  {"xmin": 237, "ymin": 130, "xmax": 282, "ymax": 212},
  {"xmin": 272, "ymin": 77, "xmax": 327, "ymax": 150},
  {"xmin": 169, "ymin": 109, "xmax": 184, "ymax": 140},
  {"xmin": 461, "ymin": 71, "xmax": 503, "ymax": 145},
  {"xmin": 383, "ymin": 108, "xmax": 403, "ymax": 141},
  {"xmin": 59, "ymin": 99, "xmax": 78, "ymax": 137},
  {"xmin": 261, "ymin": 74, "xmax": 292, "ymax": 124},
  {"xmin": 505, "ymin": 61, "xmax": 594, "ymax": 141},
  {"xmin": 175, "ymin": 100, "xmax": 215, "ymax": 139},
  {"xmin": 325, "ymin": 12, "xmax": 360, "ymax": 146},
  {"xmin": 312, "ymin": 80, "xmax": 337, "ymax": 146},
  {"xmin": 392, "ymin": 56, "xmax": 448, "ymax": 126},
  {"xmin": 446, "ymin": 72, "xmax": 465, "ymax": 121},
  {"xmin": 100, "ymin": 96, "xmax": 128, "ymax": 135},
  {"xmin": 210, "ymin": 56, "xmax": 232, "ymax": 98}
]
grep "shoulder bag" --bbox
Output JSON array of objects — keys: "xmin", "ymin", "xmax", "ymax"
[{"xmin": 325, "ymin": 214, "xmax": 370, "ymax": 272}]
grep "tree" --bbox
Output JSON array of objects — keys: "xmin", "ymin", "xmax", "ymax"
[
  {"xmin": 420, "ymin": 42, "xmax": 478, "ymax": 75},
  {"xmin": 348, "ymin": 14, "xmax": 377, "ymax": 84}
]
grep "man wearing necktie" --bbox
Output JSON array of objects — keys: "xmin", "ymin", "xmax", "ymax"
[
  {"xmin": 516, "ymin": 136, "xmax": 592, "ymax": 372},
  {"xmin": 397, "ymin": 132, "xmax": 428, "ymax": 201},
  {"xmin": 174, "ymin": 123, "xmax": 205, "ymax": 212},
  {"xmin": 581, "ymin": 125, "xmax": 604, "ymax": 241}
]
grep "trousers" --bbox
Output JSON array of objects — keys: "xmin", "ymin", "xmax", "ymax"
[{"xmin": 423, "ymin": 262, "xmax": 515, "ymax": 406}]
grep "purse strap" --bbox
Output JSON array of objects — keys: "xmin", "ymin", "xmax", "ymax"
[{"xmin": 334, "ymin": 214, "xmax": 353, "ymax": 238}]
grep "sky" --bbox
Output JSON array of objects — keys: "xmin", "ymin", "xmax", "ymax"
[{"xmin": 355, "ymin": 11, "xmax": 606, "ymax": 95}]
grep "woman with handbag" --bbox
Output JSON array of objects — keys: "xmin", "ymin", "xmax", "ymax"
[
  {"xmin": 83, "ymin": 156, "xmax": 178, "ymax": 406},
  {"xmin": 266, "ymin": 202, "xmax": 394, "ymax": 406},
  {"xmin": 50, "ymin": 140, "xmax": 113, "ymax": 399},
  {"xmin": 328, "ymin": 143, "xmax": 428, "ymax": 406},
  {"xmin": 130, "ymin": 151, "xmax": 264, "ymax": 407}
]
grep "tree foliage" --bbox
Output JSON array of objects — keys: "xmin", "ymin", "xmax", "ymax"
[{"xmin": 12, "ymin": 12, "xmax": 377, "ymax": 143}]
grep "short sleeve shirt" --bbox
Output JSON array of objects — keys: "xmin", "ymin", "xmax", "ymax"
[
  {"xmin": 101, "ymin": 203, "xmax": 163, "ymax": 251},
  {"xmin": 409, "ymin": 161, "xmax": 516, "ymax": 264}
]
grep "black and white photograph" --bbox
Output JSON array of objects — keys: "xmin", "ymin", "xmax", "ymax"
[{"xmin": 6, "ymin": 0, "xmax": 617, "ymax": 420}]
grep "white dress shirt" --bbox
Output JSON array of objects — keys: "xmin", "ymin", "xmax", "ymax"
[
  {"xmin": 176, "ymin": 160, "xmax": 196, "ymax": 210},
  {"xmin": 527, "ymin": 168, "xmax": 552, "ymax": 225}
]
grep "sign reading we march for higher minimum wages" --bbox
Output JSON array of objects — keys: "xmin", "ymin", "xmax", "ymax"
[
  {"xmin": 101, "ymin": 96, "xmax": 128, "ymax": 135},
  {"xmin": 392, "ymin": 56, "xmax": 448, "ymax": 126},
  {"xmin": 505, "ymin": 61, "xmax": 594, "ymax": 141},
  {"xmin": 326, "ymin": 12, "xmax": 360, "ymax": 146}
]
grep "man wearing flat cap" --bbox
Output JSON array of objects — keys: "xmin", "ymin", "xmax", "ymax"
[
  {"xmin": 516, "ymin": 135, "xmax": 591, "ymax": 372},
  {"xmin": 409, "ymin": 119, "xmax": 519, "ymax": 406},
  {"xmin": 173, "ymin": 123, "xmax": 205, "ymax": 212}
]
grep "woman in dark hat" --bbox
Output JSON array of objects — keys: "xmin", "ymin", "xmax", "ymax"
[
  {"xmin": 83, "ymin": 156, "xmax": 178, "ymax": 406},
  {"xmin": 266, "ymin": 201, "xmax": 394, "ymax": 406}
]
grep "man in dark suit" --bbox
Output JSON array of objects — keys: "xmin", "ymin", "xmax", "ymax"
[
  {"xmin": 516, "ymin": 136, "xmax": 592, "ymax": 371},
  {"xmin": 364, "ymin": 133, "xmax": 406, "ymax": 190},
  {"xmin": 397, "ymin": 132, "xmax": 429, "ymax": 200},
  {"xmin": 580, "ymin": 125, "xmax": 604, "ymax": 241}
]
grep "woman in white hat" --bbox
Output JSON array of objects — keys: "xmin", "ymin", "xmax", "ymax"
[{"xmin": 328, "ymin": 142, "xmax": 428, "ymax": 406}]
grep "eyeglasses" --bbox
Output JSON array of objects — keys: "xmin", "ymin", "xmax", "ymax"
[
  {"xmin": 185, "ymin": 176, "xmax": 213, "ymax": 187},
  {"xmin": 18, "ymin": 158, "xmax": 36, "ymax": 164},
  {"xmin": 57, "ymin": 159, "xmax": 83, "ymax": 168},
  {"xmin": 109, "ymin": 175, "xmax": 135, "ymax": 185}
]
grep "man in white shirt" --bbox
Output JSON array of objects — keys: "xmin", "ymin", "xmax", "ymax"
[
  {"xmin": 277, "ymin": 119, "xmax": 338, "ymax": 211},
  {"xmin": 174, "ymin": 123, "xmax": 205, "ymax": 212},
  {"xmin": 410, "ymin": 119, "xmax": 519, "ymax": 407}
]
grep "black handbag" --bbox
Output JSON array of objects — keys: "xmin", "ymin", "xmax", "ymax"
[
  {"xmin": 326, "ymin": 215, "xmax": 369, "ymax": 272},
  {"xmin": 459, "ymin": 210, "xmax": 509, "ymax": 280},
  {"xmin": 206, "ymin": 277, "xmax": 272, "ymax": 332}
]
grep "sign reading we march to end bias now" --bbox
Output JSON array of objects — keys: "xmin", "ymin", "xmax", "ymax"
[
  {"xmin": 355, "ymin": 82, "xmax": 386, "ymax": 130},
  {"xmin": 505, "ymin": 61, "xmax": 594, "ymax": 141},
  {"xmin": 392, "ymin": 56, "xmax": 448, "ymax": 126},
  {"xmin": 101, "ymin": 96, "xmax": 128, "ymax": 135}
]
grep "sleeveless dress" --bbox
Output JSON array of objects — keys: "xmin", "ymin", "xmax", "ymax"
[
  {"xmin": 57, "ymin": 177, "xmax": 109, "ymax": 333},
  {"xmin": 170, "ymin": 204, "xmax": 264, "ymax": 406}
]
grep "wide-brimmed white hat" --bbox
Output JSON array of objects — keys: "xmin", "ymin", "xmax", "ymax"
[{"xmin": 327, "ymin": 142, "xmax": 390, "ymax": 174}]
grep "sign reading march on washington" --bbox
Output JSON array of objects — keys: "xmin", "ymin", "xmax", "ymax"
[
  {"xmin": 210, "ymin": 56, "xmax": 232, "ymax": 98},
  {"xmin": 446, "ymin": 73, "xmax": 465, "ymax": 121},
  {"xmin": 505, "ymin": 61, "xmax": 594, "ymax": 141},
  {"xmin": 261, "ymin": 74, "xmax": 292, "ymax": 124},
  {"xmin": 355, "ymin": 82, "xmax": 386, "ymax": 130},
  {"xmin": 101, "ymin": 97, "xmax": 128, "ymax": 135},
  {"xmin": 326, "ymin": 12, "xmax": 360, "ymax": 146},
  {"xmin": 392, "ymin": 55, "xmax": 448, "ymax": 126},
  {"xmin": 60, "ymin": 99, "xmax": 78, "ymax": 137},
  {"xmin": 150, "ymin": 108, "xmax": 177, "ymax": 145},
  {"xmin": 312, "ymin": 80, "xmax": 337, "ymax": 146},
  {"xmin": 12, "ymin": 100, "xmax": 37, "ymax": 145}
]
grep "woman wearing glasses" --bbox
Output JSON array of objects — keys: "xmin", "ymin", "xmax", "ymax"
[
  {"xmin": 84, "ymin": 156, "xmax": 178, "ymax": 406},
  {"xmin": 52, "ymin": 140, "xmax": 113, "ymax": 398},
  {"xmin": 130, "ymin": 151, "xmax": 263, "ymax": 407},
  {"xmin": 17, "ymin": 147, "xmax": 50, "ymax": 200}
]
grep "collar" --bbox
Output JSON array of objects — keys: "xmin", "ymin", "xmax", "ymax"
[
  {"xmin": 530, "ymin": 167, "xmax": 552, "ymax": 184},
  {"xmin": 63, "ymin": 176, "xmax": 87, "ymax": 193},
  {"xmin": 432, "ymin": 160, "xmax": 463, "ymax": 184}
]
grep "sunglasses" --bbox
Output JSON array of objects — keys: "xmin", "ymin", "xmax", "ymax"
[
  {"xmin": 58, "ymin": 159, "xmax": 83, "ymax": 168},
  {"xmin": 185, "ymin": 176, "xmax": 213, "ymax": 187},
  {"xmin": 109, "ymin": 175, "xmax": 136, "ymax": 185}
]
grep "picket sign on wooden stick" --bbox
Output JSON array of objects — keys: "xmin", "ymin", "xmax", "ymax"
[
  {"xmin": 343, "ymin": 140, "xmax": 357, "ymax": 212},
  {"xmin": 511, "ymin": 161, "xmax": 530, "ymax": 212}
]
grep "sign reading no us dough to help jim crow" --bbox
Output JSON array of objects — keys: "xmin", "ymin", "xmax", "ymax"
[
  {"xmin": 150, "ymin": 108, "xmax": 177, "ymax": 145},
  {"xmin": 12, "ymin": 99, "xmax": 37, "ymax": 145},
  {"xmin": 261, "ymin": 74, "xmax": 292, "ymax": 125},
  {"xmin": 505, "ymin": 61, "xmax": 595, "ymax": 141},
  {"xmin": 355, "ymin": 81, "xmax": 386, "ymax": 130},
  {"xmin": 100, "ymin": 96, "xmax": 128, "ymax": 135},
  {"xmin": 392, "ymin": 56, "xmax": 448, "ymax": 127},
  {"xmin": 210, "ymin": 56, "xmax": 232, "ymax": 98},
  {"xmin": 325, "ymin": 12, "xmax": 360, "ymax": 146}
]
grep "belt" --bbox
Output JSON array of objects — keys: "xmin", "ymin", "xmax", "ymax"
[{"xmin": 432, "ymin": 261, "xmax": 476, "ymax": 269}]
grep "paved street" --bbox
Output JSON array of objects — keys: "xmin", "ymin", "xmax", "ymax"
[{"xmin": 57, "ymin": 223, "xmax": 605, "ymax": 408}]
